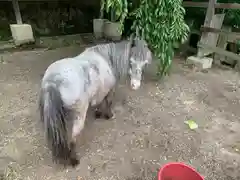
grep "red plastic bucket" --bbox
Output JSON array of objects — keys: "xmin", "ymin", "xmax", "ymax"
[{"xmin": 158, "ymin": 162, "xmax": 204, "ymax": 180}]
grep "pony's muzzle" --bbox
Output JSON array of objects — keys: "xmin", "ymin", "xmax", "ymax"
[{"xmin": 130, "ymin": 79, "xmax": 141, "ymax": 90}]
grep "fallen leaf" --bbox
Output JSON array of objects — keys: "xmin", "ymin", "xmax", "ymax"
[{"xmin": 184, "ymin": 120, "xmax": 198, "ymax": 130}]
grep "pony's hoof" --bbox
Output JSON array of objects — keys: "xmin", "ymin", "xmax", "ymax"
[
  {"xmin": 94, "ymin": 111, "xmax": 102, "ymax": 119},
  {"xmin": 104, "ymin": 112, "xmax": 114, "ymax": 120},
  {"xmin": 70, "ymin": 158, "xmax": 80, "ymax": 167}
]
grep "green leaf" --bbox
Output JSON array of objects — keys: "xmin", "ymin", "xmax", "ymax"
[{"xmin": 184, "ymin": 120, "xmax": 198, "ymax": 130}]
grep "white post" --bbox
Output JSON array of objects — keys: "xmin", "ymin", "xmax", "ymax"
[{"xmin": 12, "ymin": 0, "xmax": 23, "ymax": 24}]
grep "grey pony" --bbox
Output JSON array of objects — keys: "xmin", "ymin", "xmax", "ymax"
[{"xmin": 38, "ymin": 39, "xmax": 152, "ymax": 167}]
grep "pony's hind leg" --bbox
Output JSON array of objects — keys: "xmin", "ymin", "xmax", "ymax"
[
  {"xmin": 94, "ymin": 105, "xmax": 103, "ymax": 119},
  {"xmin": 69, "ymin": 102, "xmax": 88, "ymax": 167},
  {"xmin": 95, "ymin": 89, "xmax": 115, "ymax": 120},
  {"xmin": 95, "ymin": 100, "xmax": 113, "ymax": 119}
]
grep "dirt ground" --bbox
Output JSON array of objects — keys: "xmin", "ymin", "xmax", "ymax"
[{"xmin": 1, "ymin": 45, "xmax": 240, "ymax": 180}]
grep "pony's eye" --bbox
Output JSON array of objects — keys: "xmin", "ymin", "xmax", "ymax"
[
  {"xmin": 130, "ymin": 60, "xmax": 136, "ymax": 66},
  {"xmin": 129, "ymin": 69, "xmax": 132, "ymax": 75},
  {"xmin": 136, "ymin": 69, "xmax": 142, "ymax": 74}
]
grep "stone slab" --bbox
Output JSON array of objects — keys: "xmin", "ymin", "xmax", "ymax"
[
  {"xmin": 10, "ymin": 24, "xmax": 35, "ymax": 46},
  {"xmin": 186, "ymin": 56, "xmax": 213, "ymax": 69}
]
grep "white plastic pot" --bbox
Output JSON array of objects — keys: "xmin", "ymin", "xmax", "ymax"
[
  {"xmin": 93, "ymin": 18, "xmax": 107, "ymax": 39},
  {"xmin": 103, "ymin": 21, "xmax": 122, "ymax": 41}
]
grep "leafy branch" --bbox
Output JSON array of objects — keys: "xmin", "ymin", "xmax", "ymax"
[{"xmin": 131, "ymin": 0, "xmax": 189, "ymax": 77}]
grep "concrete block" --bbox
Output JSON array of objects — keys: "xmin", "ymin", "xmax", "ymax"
[
  {"xmin": 186, "ymin": 56, "xmax": 213, "ymax": 69},
  {"xmin": 10, "ymin": 24, "xmax": 35, "ymax": 46}
]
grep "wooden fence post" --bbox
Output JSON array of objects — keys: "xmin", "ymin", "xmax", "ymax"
[
  {"xmin": 197, "ymin": 0, "xmax": 216, "ymax": 57},
  {"xmin": 12, "ymin": 0, "xmax": 23, "ymax": 24}
]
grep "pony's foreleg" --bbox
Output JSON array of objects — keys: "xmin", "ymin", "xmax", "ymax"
[
  {"xmin": 69, "ymin": 103, "xmax": 88, "ymax": 167},
  {"xmin": 95, "ymin": 88, "xmax": 115, "ymax": 120}
]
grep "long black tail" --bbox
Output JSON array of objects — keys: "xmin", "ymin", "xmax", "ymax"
[{"xmin": 39, "ymin": 84, "xmax": 74, "ymax": 166}]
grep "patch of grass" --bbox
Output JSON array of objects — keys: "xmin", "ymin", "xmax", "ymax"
[{"xmin": 0, "ymin": 166, "xmax": 22, "ymax": 180}]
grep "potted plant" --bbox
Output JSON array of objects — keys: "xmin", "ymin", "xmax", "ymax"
[
  {"xmin": 93, "ymin": 0, "xmax": 107, "ymax": 39},
  {"xmin": 103, "ymin": 0, "xmax": 128, "ymax": 41}
]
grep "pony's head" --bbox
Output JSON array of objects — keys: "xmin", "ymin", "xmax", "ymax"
[{"xmin": 129, "ymin": 39, "xmax": 152, "ymax": 90}]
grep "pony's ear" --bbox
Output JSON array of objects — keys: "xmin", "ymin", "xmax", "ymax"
[
  {"xmin": 146, "ymin": 51, "xmax": 152, "ymax": 64},
  {"xmin": 133, "ymin": 38, "xmax": 148, "ymax": 49},
  {"xmin": 129, "ymin": 34, "xmax": 136, "ymax": 48},
  {"xmin": 130, "ymin": 46, "xmax": 136, "ymax": 56},
  {"xmin": 131, "ymin": 39, "xmax": 136, "ymax": 48}
]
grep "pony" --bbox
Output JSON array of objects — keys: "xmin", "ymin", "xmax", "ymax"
[{"xmin": 38, "ymin": 38, "xmax": 152, "ymax": 167}]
